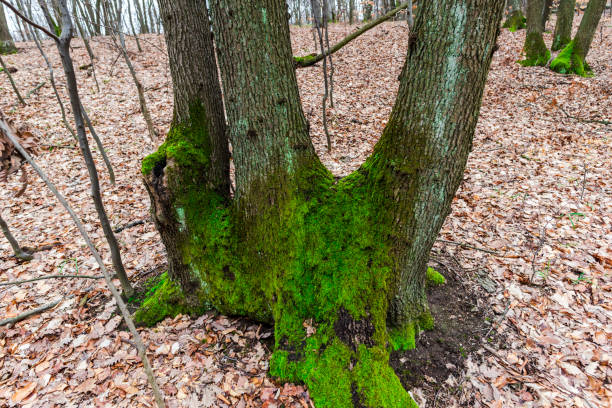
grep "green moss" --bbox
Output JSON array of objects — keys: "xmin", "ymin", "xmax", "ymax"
[
  {"xmin": 519, "ymin": 32, "xmax": 550, "ymax": 67},
  {"xmin": 551, "ymin": 35, "xmax": 571, "ymax": 52},
  {"xmin": 426, "ymin": 267, "xmax": 446, "ymax": 286},
  {"xmin": 132, "ymin": 272, "xmax": 205, "ymax": 326},
  {"xmin": 141, "ymin": 103, "xmax": 211, "ymax": 176},
  {"xmin": 389, "ymin": 324, "xmax": 416, "ymax": 351},
  {"xmin": 293, "ymin": 53, "xmax": 318, "ymax": 67},
  {"xmin": 550, "ymin": 40, "xmax": 592, "ymax": 77},
  {"xmin": 502, "ymin": 11, "xmax": 526, "ymax": 32}
]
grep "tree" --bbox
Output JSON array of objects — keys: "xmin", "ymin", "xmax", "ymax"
[
  {"xmin": 550, "ymin": 0, "xmax": 607, "ymax": 76},
  {"xmin": 137, "ymin": 0, "xmax": 504, "ymax": 406},
  {"xmin": 520, "ymin": 0, "xmax": 550, "ymax": 66},
  {"xmin": 0, "ymin": 4, "xmax": 16, "ymax": 54},
  {"xmin": 552, "ymin": 0, "xmax": 576, "ymax": 51},
  {"xmin": 502, "ymin": 0, "xmax": 526, "ymax": 31}
]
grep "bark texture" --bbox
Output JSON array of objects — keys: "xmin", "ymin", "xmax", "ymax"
[
  {"xmin": 550, "ymin": 0, "xmax": 606, "ymax": 75},
  {"xmin": 521, "ymin": 0, "xmax": 550, "ymax": 66},
  {"xmin": 552, "ymin": 0, "xmax": 576, "ymax": 51},
  {"xmin": 0, "ymin": 4, "xmax": 15, "ymax": 54},
  {"xmin": 138, "ymin": 0, "xmax": 504, "ymax": 406}
]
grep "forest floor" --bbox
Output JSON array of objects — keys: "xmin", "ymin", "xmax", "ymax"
[{"xmin": 0, "ymin": 13, "xmax": 610, "ymax": 408}]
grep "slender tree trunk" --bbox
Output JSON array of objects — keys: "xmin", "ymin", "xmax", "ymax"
[
  {"xmin": 0, "ymin": 4, "xmax": 16, "ymax": 54},
  {"xmin": 520, "ymin": 0, "xmax": 550, "ymax": 66},
  {"xmin": 138, "ymin": 0, "xmax": 503, "ymax": 406},
  {"xmin": 349, "ymin": 0, "xmax": 355, "ymax": 24},
  {"xmin": 37, "ymin": 0, "xmax": 134, "ymax": 298},
  {"xmin": 552, "ymin": 0, "xmax": 576, "ymax": 51},
  {"xmin": 0, "ymin": 55, "xmax": 25, "ymax": 105},
  {"xmin": 502, "ymin": 0, "xmax": 526, "ymax": 31},
  {"xmin": 0, "ymin": 211, "xmax": 32, "ymax": 260},
  {"xmin": 550, "ymin": 0, "xmax": 606, "ymax": 75}
]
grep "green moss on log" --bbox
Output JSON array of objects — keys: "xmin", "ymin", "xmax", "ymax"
[{"xmin": 550, "ymin": 40, "xmax": 592, "ymax": 77}]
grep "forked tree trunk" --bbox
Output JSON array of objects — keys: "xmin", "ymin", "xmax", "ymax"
[
  {"xmin": 552, "ymin": 0, "xmax": 576, "ymax": 51},
  {"xmin": 138, "ymin": 0, "xmax": 503, "ymax": 406},
  {"xmin": 502, "ymin": 0, "xmax": 526, "ymax": 31},
  {"xmin": 521, "ymin": 0, "xmax": 550, "ymax": 66},
  {"xmin": 550, "ymin": 0, "xmax": 606, "ymax": 75},
  {"xmin": 0, "ymin": 4, "xmax": 16, "ymax": 54}
]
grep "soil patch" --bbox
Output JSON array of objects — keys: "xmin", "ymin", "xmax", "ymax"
[{"xmin": 390, "ymin": 260, "xmax": 503, "ymax": 405}]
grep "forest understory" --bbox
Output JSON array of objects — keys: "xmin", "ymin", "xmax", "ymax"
[{"xmin": 0, "ymin": 15, "xmax": 610, "ymax": 408}]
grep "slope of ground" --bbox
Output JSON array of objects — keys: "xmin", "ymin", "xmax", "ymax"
[{"xmin": 0, "ymin": 14, "xmax": 610, "ymax": 408}]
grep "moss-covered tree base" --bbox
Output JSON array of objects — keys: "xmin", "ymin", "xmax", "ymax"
[
  {"xmin": 137, "ymin": 124, "xmax": 443, "ymax": 406},
  {"xmin": 502, "ymin": 11, "xmax": 526, "ymax": 32},
  {"xmin": 519, "ymin": 33, "xmax": 550, "ymax": 67},
  {"xmin": 550, "ymin": 41, "xmax": 592, "ymax": 77}
]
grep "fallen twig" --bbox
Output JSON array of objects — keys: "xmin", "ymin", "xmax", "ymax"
[
  {"xmin": 26, "ymin": 81, "xmax": 46, "ymax": 98},
  {"xmin": 113, "ymin": 219, "xmax": 145, "ymax": 233},
  {"xmin": 559, "ymin": 105, "xmax": 611, "ymax": 125},
  {"xmin": 0, "ymin": 274, "xmax": 103, "ymax": 287},
  {"xmin": 436, "ymin": 239, "xmax": 504, "ymax": 256},
  {"xmin": 0, "ymin": 299, "xmax": 60, "ymax": 326}
]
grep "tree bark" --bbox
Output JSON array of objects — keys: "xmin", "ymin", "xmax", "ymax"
[
  {"xmin": 138, "ymin": 0, "xmax": 503, "ymax": 406},
  {"xmin": 552, "ymin": 0, "xmax": 576, "ymax": 51},
  {"xmin": 521, "ymin": 0, "xmax": 550, "ymax": 66},
  {"xmin": 550, "ymin": 0, "xmax": 606, "ymax": 75},
  {"xmin": 141, "ymin": 0, "xmax": 230, "ymax": 305},
  {"xmin": 0, "ymin": 4, "xmax": 16, "ymax": 54}
]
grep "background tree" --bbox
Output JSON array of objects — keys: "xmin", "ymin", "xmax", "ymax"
[
  {"xmin": 550, "ymin": 0, "xmax": 607, "ymax": 76},
  {"xmin": 137, "ymin": 0, "xmax": 504, "ymax": 406},
  {"xmin": 502, "ymin": 0, "xmax": 526, "ymax": 31},
  {"xmin": 0, "ymin": 3, "xmax": 16, "ymax": 53},
  {"xmin": 520, "ymin": 0, "xmax": 550, "ymax": 66},
  {"xmin": 552, "ymin": 0, "xmax": 576, "ymax": 51}
]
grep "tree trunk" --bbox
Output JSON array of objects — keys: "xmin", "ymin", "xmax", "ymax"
[
  {"xmin": 541, "ymin": 0, "xmax": 553, "ymax": 29},
  {"xmin": 349, "ymin": 0, "xmax": 355, "ymax": 24},
  {"xmin": 552, "ymin": 0, "xmax": 576, "ymax": 51},
  {"xmin": 502, "ymin": 0, "xmax": 526, "ymax": 31},
  {"xmin": 0, "ymin": 4, "xmax": 16, "ymax": 54},
  {"xmin": 140, "ymin": 0, "xmax": 230, "ymax": 309},
  {"xmin": 138, "ymin": 0, "xmax": 503, "ymax": 406},
  {"xmin": 520, "ymin": 0, "xmax": 550, "ymax": 66},
  {"xmin": 550, "ymin": 0, "xmax": 606, "ymax": 75}
]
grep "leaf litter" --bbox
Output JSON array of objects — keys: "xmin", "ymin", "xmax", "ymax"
[{"xmin": 0, "ymin": 12, "xmax": 610, "ymax": 408}]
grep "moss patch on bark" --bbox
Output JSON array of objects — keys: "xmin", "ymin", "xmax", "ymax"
[{"xmin": 520, "ymin": 32, "xmax": 550, "ymax": 67}]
